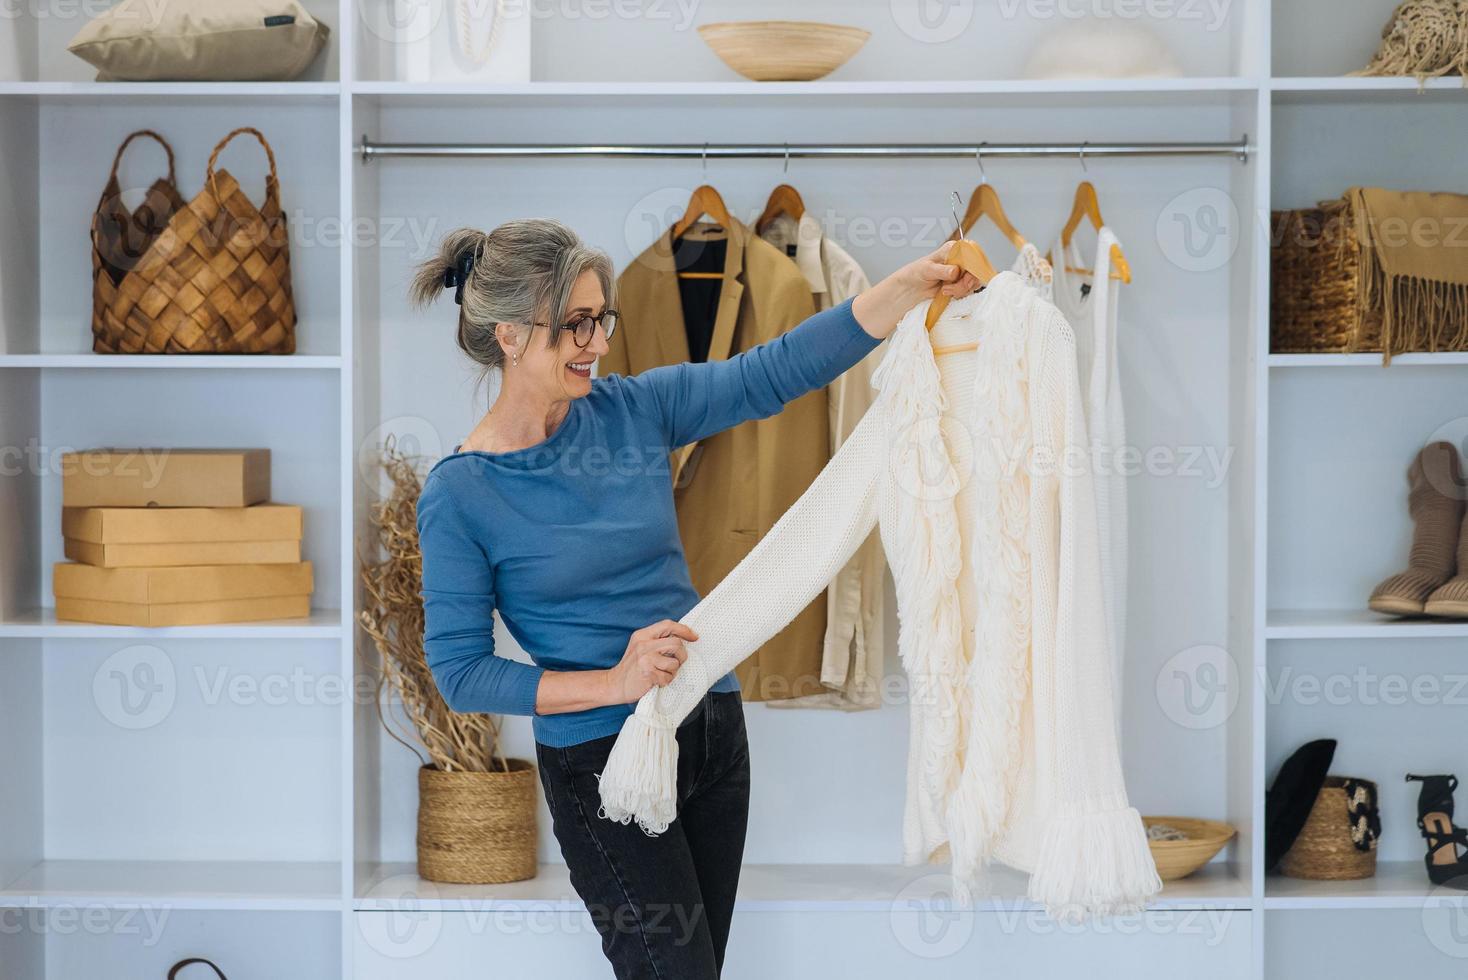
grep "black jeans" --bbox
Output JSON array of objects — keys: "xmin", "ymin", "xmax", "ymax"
[{"xmin": 536, "ymin": 690, "xmax": 751, "ymax": 980}]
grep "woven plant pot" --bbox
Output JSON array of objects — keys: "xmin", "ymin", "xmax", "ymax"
[
  {"xmin": 1279, "ymin": 777, "xmax": 1379, "ymax": 881},
  {"xmin": 1270, "ymin": 197, "xmax": 1382, "ymax": 355},
  {"xmin": 91, "ymin": 126, "xmax": 296, "ymax": 355},
  {"xmin": 417, "ymin": 761, "xmax": 537, "ymax": 884}
]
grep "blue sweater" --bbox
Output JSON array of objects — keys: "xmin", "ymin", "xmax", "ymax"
[{"xmin": 416, "ymin": 298, "xmax": 879, "ymax": 747}]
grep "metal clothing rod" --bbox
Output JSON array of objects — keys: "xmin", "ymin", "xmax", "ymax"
[{"xmin": 358, "ymin": 135, "xmax": 1252, "ymax": 164}]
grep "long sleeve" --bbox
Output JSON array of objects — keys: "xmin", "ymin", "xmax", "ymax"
[
  {"xmin": 416, "ymin": 476, "xmax": 545, "ymax": 716},
  {"xmin": 597, "ymin": 405, "xmax": 887, "ymax": 834},
  {"xmin": 615, "ymin": 298, "xmax": 879, "ymax": 451},
  {"xmin": 1024, "ymin": 314, "xmax": 1160, "ymax": 919}
]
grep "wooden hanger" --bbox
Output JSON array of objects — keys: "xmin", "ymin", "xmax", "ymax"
[
  {"xmin": 755, "ymin": 183, "xmax": 806, "ymax": 234},
  {"xmin": 925, "ymin": 238, "xmax": 997, "ymax": 358},
  {"xmin": 672, "ymin": 184, "xmax": 735, "ymax": 279},
  {"xmin": 959, "ymin": 183, "xmax": 1027, "ymax": 250},
  {"xmin": 1056, "ymin": 180, "xmax": 1132, "ymax": 284}
]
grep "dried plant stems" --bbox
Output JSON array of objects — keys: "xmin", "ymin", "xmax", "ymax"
[{"xmin": 358, "ymin": 437, "xmax": 509, "ymax": 774}]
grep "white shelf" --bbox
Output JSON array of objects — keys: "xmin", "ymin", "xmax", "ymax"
[
  {"xmin": 0, "ymin": 354, "xmax": 343, "ymax": 370},
  {"xmin": 1265, "ymin": 608, "xmax": 1468, "ymax": 640},
  {"xmin": 1265, "ymin": 862, "xmax": 1465, "ymax": 909},
  {"xmin": 1272, "ymin": 76, "xmax": 1468, "ymax": 92},
  {"xmin": 352, "ymin": 77, "xmax": 1259, "ymax": 98},
  {"xmin": 356, "ymin": 861, "xmax": 1249, "ymax": 913},
  {"xmin": 0, "ymin": 81, "xmax": 340, "ymax": 98},
  {"xmin": 1268, "ymin": 352, "xmax": 1468, "ymax": 368},
  {"xmin": 0, "ymin": 607, "xmax": 344, "ymax": 639},
  {"xmin": 0, "ymin": 859, "xmax": 342, "ymax": 911}
]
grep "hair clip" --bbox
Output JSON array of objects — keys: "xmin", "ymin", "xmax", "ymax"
[{"xmin": 442, "ymin": 250, "xmax": 475, "ymax": 305}]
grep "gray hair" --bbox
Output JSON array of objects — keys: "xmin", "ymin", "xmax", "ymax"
[{"xmin": 410, "ymin": 218, "xmax": 614, "ymax": 381}]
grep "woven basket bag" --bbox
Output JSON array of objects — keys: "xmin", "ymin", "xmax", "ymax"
[
  {"xmin": 1270, "ymin": 197, "xmax": 1384, "ymax": 355},
  {"xmin": 91, "ymin": 127, "xmax": 296, "ymax": 354},
  {"xmin": 1279, "ymin": 776, "xmax": 1380, "ymax": 880}
]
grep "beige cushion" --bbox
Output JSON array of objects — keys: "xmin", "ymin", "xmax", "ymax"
[{"xmin": 68, "ymin": 1, "xmax": 329, "ymax": 82}]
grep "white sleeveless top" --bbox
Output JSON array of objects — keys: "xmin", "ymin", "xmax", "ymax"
[{"xmin": 1051, "ymin": 228, "xmax": 1128, "ymax": 723}]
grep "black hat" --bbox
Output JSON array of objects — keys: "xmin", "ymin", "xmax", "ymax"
[{"xmin": 1265, "ymin": 738, "xmax": 1337, "ymax": 871}]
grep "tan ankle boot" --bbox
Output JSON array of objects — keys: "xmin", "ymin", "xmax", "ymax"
[
  {"xmin": 1369, "ymin": 442, "xmax": 1465, "ymax": 616},
  {"xmin": 1427, "ymin": 469, "xmax": 1468, "ymax": 616}
]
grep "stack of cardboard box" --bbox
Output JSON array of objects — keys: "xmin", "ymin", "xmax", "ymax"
[{"xmin": 54, "ymin": 449, "xmax": 314, "ymax": 626}]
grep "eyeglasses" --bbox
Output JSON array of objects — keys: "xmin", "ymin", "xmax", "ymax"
[{"xmin": 531, "ymin": 310, "xmax": 620, "ymax": 349}]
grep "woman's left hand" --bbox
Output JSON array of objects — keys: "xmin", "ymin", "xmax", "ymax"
[{"xmin": 851, "ymin": 245, "xmax": 985, "ymax": 342}]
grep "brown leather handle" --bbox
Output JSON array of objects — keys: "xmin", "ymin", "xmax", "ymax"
[
  {"xmin": 108, "ymin": 129, "xmax": 176, "ymax": 186},
  {"xmin": 166, "ymin": 958, "xmax": 228, "ymax": 980},
  {"xmin": 206, "ymin": 126, "xmax": 280, "ymax": 204}
]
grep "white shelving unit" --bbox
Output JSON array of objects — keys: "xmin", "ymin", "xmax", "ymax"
[{"xmin": 1, "ymin": 0, "xmax": 1464, "ymax": 977}]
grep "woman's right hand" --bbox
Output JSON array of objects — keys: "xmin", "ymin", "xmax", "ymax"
[{"xmin": 603, "ymin": 620, "xmax": 699, "ymax": 704}]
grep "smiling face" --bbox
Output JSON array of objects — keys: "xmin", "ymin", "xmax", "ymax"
[{"xmin": 503, "ymin": 270, "xmax": 610, "ymax": 402}]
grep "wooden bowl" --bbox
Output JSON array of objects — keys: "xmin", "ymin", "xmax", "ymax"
[
  {"xmin": 1142, "ymin": 816, "xmax": 1236, "ymax": 881},
  {"xmin": 697, "ymin": 21, "xmax": 871, "ymax": 82}
]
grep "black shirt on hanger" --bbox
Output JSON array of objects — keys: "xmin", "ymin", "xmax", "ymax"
[{"xmin": 671, "ymin": 233, "xmax": 727, "ymax": 363}]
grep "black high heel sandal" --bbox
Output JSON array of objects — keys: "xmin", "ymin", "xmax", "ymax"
[{"xmin": 1406, "ymin": 773, "xmax": 1468, "ymax": 889}]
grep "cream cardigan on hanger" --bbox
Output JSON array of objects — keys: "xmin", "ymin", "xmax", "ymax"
[{"xmin": 597, "ymin": 272, "xmax": 1160, "ymax": 920}]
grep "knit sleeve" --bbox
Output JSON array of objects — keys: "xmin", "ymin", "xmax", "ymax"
[
  {"xmin": 416, "ymin": 475, "xmax": 545, "ymax": 717},
  {"xmin": 618, "ymin": 298, "xmax": 879, "ymax": 450},
  {"xmin": 597, "ymin": 403, "xmax": 887, "ymax": 833},
  {"xmin": 1024, "ymin": 311, "xmax": 1160, "ymax": 919}
]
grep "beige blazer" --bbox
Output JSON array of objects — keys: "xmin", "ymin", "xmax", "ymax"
[
  {"xmin": 601, "ymin": 217, "xmax": 826, "ymax": 701},
  {"xmin": 760, "ymin": 213, "xmax": 887, "ymax": 710}
]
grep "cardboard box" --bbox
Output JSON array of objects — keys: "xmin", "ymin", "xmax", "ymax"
[
  {"xmin": 64, "ymin": 538, "xmax": 301, "ymax": 568},
  {"xmin": 53, "ymin": 561, "xmax": 313, "ymax": 604},
  {"xmin": 55, "ymin": 594, "xmax": 311, "ymax": 627},
  {"xmin": 61, "ymin": 449, "xmax": 270, "ymax": 507},
  {"xmin": 62, "ymin": 503, "xmax": 302, "ymax": 544}
]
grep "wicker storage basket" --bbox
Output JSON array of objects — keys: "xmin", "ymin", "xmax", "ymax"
[
  {"xmin": 1279, "ymin": 776, "xmax": 1379, "ymax": 880},
  {"xmin": 417, "ymin": 761, "xmax": 537, "ymax": 884},
  {"xmin": 1142, "ymin": 816, "xmax": 1236, "ymax": 881},
  {"xmin": 1270, "ymin": 197, "xmax": 1383, "ymax": 354},
  {"xmin": 91, "ymin": 127, "xmax": 296, "ymax": 354}
]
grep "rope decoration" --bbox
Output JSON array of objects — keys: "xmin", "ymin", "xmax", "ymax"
[
  {"xmin": 1351, "ymin": 0, "xmax": 1468, "ymax": 88},
  {"xmin": 455, "ymin": 0, "xmax": 507, "ymax": 66}
]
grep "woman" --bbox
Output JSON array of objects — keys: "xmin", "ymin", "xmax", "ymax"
[{"xmin": 412, "ymin": 218, "xmax": 979, "ymax": 979}]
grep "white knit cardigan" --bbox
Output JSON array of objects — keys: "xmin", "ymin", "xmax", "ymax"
[{"xmin": 597, "ymin": 272, "xmax": 1161, "ymax": 920}]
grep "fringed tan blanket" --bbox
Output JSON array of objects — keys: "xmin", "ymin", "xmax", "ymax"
[{"xmin": 1348, "ymin": 187, "xmax": 1468, "ymax": 363}]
